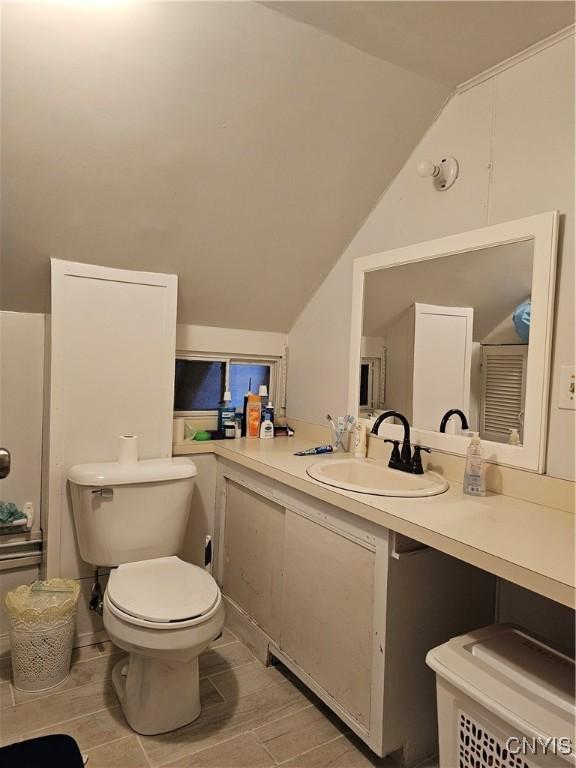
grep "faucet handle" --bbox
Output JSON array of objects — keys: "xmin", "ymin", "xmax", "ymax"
[
  {"xmin": 411, "ymin": 445, "xmax": 431, "ymax": 474},
  {"xmin": 384, "ymin": 439, "xmax": 401, "ymax": 463}
]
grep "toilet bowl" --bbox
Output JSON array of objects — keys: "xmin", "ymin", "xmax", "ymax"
[
  {"xmin": 68, "ymin": 458, "xmax": 224, "ymax": 736},
  {"xmin": 103, "ymin": 555, "xmax": 225, "ymax": 735}
]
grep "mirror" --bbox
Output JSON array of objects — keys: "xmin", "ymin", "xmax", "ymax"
[
  {"xmin": 348, "ymin": 212, "xmax": 558, "ymax": 472},
  {"xmin": 361, "ymin": 240, "xmax": 533, "ymax": 443}
]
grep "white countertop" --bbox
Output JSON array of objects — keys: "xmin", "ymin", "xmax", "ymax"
[{"xmin": 174, "ymin": 437, "xmax": 575, "ymax": 608}]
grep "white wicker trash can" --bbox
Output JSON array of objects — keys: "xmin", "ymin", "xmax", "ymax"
[
  {"xmin": 426, "ymin": 625, "xmax": 575, "ymax": 768},
  {"xmin": 5, "ymin": 579, "xmax": 80, "ymax": 692}
]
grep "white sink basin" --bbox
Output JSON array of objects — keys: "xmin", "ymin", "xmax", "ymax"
[{"xmin": 306, "ymin": 458, "xmax": 448, "ymax": 497}]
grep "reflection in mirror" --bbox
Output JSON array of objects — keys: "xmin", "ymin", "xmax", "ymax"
[{"xmin": 360, "ymin": 240, "xmax": 533, "ymax": 445}]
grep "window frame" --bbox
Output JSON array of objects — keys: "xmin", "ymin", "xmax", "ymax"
[
  {"xmin": 174, "ymin": 351, "xmax": 285, "ymax": 421},
  {"xmin": 358, "ymin": 357, "xmax": 382, "ymax": 414}
]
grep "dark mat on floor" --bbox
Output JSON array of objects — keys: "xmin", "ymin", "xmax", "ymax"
[{"xmin": 0, "ymin": 734, "xmax": 84, "ymax": 767}]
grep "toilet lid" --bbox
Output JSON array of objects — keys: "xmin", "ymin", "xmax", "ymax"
[{"xmin": 107, "ymin": 556, "xmax": 219, "ymax": 623}]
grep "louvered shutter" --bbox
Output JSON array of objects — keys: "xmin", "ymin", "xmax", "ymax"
[{"xmin": 480, "ymin": 345, "xmax": 528, "ymax": 443}]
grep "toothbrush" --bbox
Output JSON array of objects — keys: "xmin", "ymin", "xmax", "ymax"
[{"xmin": 326, "ymin": 414, "xmax": 338, "ymax": 445}]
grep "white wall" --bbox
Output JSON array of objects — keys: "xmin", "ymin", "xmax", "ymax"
[
  {"xmin": 498, "ymin": 580, "xmax": 574, "ymax": 654},
  {"xmin": 0, "ymin": 312, "xmax": 45, "ymax": 526},
  {"xmin": 180, "ymin": 454, "xmax": 218, "ymax": 570},
  {"xmin": 287, "ymin": 36, "xmax": 575, "ymax": 480},
  {"xmin": 176, "ymin": 324, "xmax": 286, "ymax": 359},
  {"xmin": 0, "ymin": 312, "xmax": 45, "ymax": 651}
]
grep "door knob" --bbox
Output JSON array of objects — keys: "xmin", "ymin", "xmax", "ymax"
[{"xmin": 0, "ymin": 448, "xmax": 10, "ymax": 479}]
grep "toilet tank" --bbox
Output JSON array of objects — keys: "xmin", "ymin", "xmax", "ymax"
[{"xmin": 68, "ymin": 458, "xmax": 197, "ymax": 567}]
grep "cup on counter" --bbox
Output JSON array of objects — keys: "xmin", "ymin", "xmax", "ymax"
[{"xmin": 184, "ymin": 421, "xmax": 197, "ymax": 441}]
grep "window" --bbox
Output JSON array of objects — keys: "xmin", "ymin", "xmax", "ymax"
[
  {"xmin": 174, "ymin": 353, "xmax": 283, "ymax": 418},
  {"xmin": 174, "ymin": 360, "xmax": 226, "ymax": 411},
  {"xmin": 359, "ymin": 362, "xmax": 371, "ymax": 408},
  {"xmin": 229, "ymin": 363, "xmax": 271, "ymax": 409},
  {"xmin": 358, "ymin": 357, "xmax": 383, "ymax": 412}
]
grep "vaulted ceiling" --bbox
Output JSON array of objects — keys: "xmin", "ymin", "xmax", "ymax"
[
  {"xmin": 263, "ymin": 2, "xmax": 575, "ymax": 87},
  {"xmin": 1, "ymin": 2, "xmax": 572, "ymax": 330}
]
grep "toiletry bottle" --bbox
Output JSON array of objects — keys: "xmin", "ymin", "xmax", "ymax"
[
  {"xmin": 263, "ymin": 401, "xmax": 275, "ymax": 425},
  {"xmin": 260, "ymin": 413, "xmax": 274, "ymax": 439},
  {"xmin": 509, "ymin": 428, "xmax": 520, "ymax": 445},
  {"xmin": 218, "ymin": 391, "xmax": 235, "ymax": 432},
  {"xmin": 241, "ymin": 379, "xmax": 252, "ymax": 437},
  {"xmin": 258, "ymin": 384, "xmax": 268, "ymax": 414},
  {"xmin": 246, "ymin": 394, "xmax": 261, "ymax": 438},
  {"xmin": 352, "ymin": 420, "xmax": 367, "ymax": 458},
  {"xmin": 463, "ymin": 432, "xmax": 486, "ymax": 496}
]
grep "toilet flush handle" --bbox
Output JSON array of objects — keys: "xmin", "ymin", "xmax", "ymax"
[{"xmin": 91, "ymin": 487, "xmax": 113, "ymax": 498}]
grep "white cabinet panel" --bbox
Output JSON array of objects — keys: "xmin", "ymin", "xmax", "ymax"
[
  {"xmin": 222, "ymin": 480, "xmax": 285, "ymax": 642},
  {"xmin": 281, "ymin": 509, "xmax": 375, "ymax": 728}
]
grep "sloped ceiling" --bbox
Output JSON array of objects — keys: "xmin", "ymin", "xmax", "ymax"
[
  {"xmin": 1, "ymin": 2, "xmax": 571, "ymax": 331},
  {"xmin": 263, "ymin": 2, "xmax": 575, "ymax": 87}
]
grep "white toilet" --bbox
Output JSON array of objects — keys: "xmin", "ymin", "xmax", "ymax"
[{"xmin": 68, "ymin": 458, "xmax": 224, "ymax": 735}]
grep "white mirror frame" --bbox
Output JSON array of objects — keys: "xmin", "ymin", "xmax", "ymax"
[{"xmin": 348, "ymin": 211, "xmax": 559, "ymax": 473}]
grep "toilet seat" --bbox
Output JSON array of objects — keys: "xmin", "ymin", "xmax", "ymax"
[{"xmin": 107, "ymin": 556, "xmax": 220, "ymax": 629}]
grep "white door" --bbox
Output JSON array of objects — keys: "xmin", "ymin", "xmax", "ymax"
[
  {"xmin": 48, "ymin": 260, "xmax": 177, "ymax": 578},
  {"xmin": 412, "ymin": 303, "xmax": 473, "ymax": 432}
]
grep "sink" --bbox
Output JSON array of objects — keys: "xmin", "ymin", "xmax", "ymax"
[{"xmin": 306, "ymin": 458, "xmax": 448, "ymax": 497}]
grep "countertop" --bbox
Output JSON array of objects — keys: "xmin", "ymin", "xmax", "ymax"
[{"xmin": 174, "ymin": 437, "xmax": 575, "ymax": 608}]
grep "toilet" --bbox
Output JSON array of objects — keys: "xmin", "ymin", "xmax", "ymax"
[{"xmin": 68, "ymin": 458, "xmax": 224, "ymax": 735}]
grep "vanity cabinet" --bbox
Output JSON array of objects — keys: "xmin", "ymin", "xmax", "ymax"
[
  {"xmin": 215, "ymin": 461, "xmax": 495, "ymax": 763},
  {"xmin": 221, "ymin": 480, "xmax": 284, "ymax": 643},
  {"xmin": 282, "ymin": 509, "xmax": 375, "ymax": 728}
]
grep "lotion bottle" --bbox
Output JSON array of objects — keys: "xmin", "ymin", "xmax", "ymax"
[
  {"xmin": 246, "ymin": 394, "xmax": 261, "ymax": 438},
  {"xmin": 463, "ymin": 432, "xmax": 486, "ymax": 496},
  {"xmin": 259, "ymin": 413, "xmax": 274, "ymax": 439}
]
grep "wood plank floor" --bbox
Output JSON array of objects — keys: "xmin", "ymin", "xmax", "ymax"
[{"xmin": 0, "ymin": 628, "xmax": 439, "ymax": 767}]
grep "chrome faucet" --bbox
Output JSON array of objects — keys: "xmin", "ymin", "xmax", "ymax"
[{"xmin": 439, "ymin": 409, "xmax": 469, "ymax": 433}]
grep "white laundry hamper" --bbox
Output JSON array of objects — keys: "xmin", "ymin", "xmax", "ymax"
[
  {"xmin": 5, "ymin": 579, "xmax": 80, "ymax": 692},
  {"xmin": 426, "ymin": 625, "xmax": 575, "ymax": 768}
]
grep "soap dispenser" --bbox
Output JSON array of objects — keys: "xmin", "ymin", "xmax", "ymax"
[{"xmin": 463, "ymin": 432, "xmax": 486, "ymax": 496}]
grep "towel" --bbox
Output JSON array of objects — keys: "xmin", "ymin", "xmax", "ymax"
[{"xmin": 0, "ymin": 501, "xmax": 25, "ymax": 524}]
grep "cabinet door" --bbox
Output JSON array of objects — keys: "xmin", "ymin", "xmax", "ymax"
[
  {"xmin": 222, "ymin": 480, "xmax": 284, "ymax": 642},
  {"xmin": 281, "ymin": 510, "xmax": 375, "ymax": 728}
]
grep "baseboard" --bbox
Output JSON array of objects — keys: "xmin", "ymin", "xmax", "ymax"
[
  {"xmin": 0, "ymin": 634, "xmax": 10, "ymax": 660},
  {"xmin": 74, "ymin": 628, "xmax": 108, "ymax": 648},
  {"xmin": 222, "ymin": 594, "xmax": 271, "ymax": 665}
]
